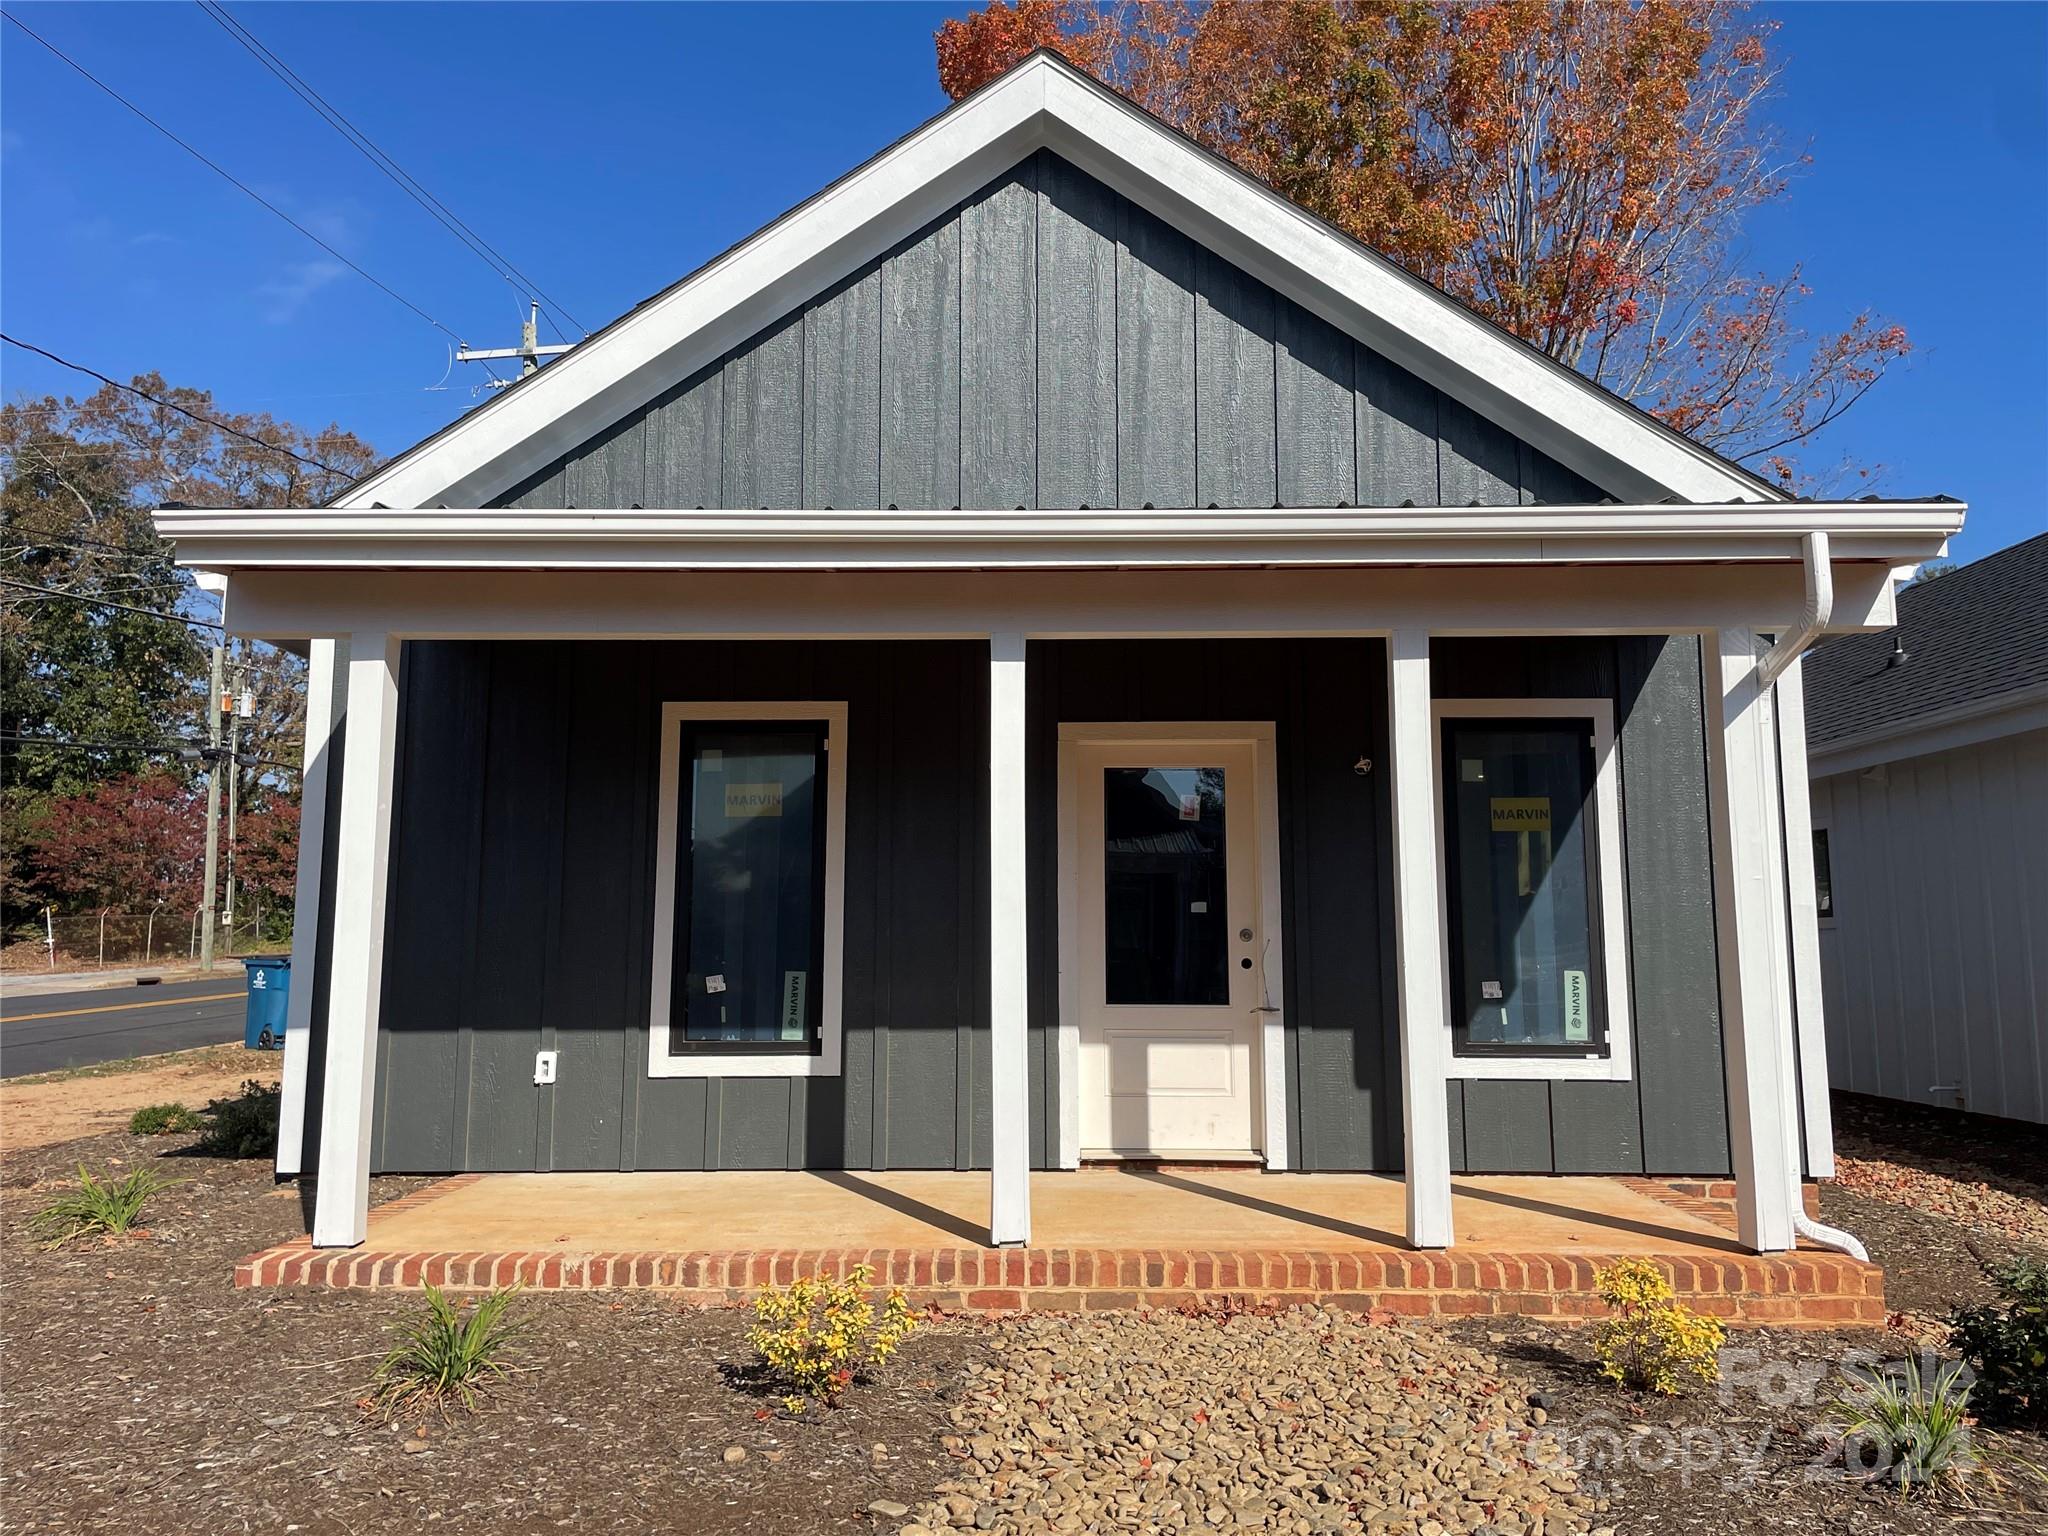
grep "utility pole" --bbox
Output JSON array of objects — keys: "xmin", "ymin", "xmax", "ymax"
[
  {"xmin": 457, "ymin": 301, "xmax": 574, "ymax": 388},
  {"xmin": 199, "ymin": 644, "xmax": 224, "ymax": 972}
]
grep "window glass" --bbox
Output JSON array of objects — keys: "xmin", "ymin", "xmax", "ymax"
[
  {"xmin": 1103, "ymin": 766, "xmax": 1228, "ymax": 1006},
  {"xmin": 1812, "ymin": 829, "xmax": 1833, "ymax": 918},
  {"xmin": 1442, "ymin": 720, "xmax": 1607, "ymax": 1056},
  {"xmin": 671, "ymin": 722, "xmax": 826, "ymax": 1050}
]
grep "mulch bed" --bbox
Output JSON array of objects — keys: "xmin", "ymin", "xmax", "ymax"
[
  {"xmin": 1460, "ymin": 1318, "xmax": 2048, "ymax": 1535},
  {"xmin": 0, "ymin": 1129, "xmax": 981, "ymax": 1535}
]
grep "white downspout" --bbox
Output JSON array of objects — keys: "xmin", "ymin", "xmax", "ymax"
[
  {"xmin": 1757, "ymin": 531, "xmax": 1868, "ymax": 1262},
  {"xmin": 1758, "ymin": 531, "xmax": 1832, "ymax": 686}
]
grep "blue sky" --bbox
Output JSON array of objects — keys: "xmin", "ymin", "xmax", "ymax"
[{"xmin": 3, "ymin": 1, "xmax": 2042, "ymax": 561}]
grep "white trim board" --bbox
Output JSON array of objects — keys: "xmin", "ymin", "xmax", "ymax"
[
  {"xmin": 331, "ymin": 52, "xmax": 1780, "ymax": 513},
  {"xmin": 1429, "ymin": 698, "xmax": 1635, "ymax": 1084},
  {"xmin": 156, "ymin": 501, "xmax": 1965, "ymax": 575},
  {"xmin": 214, "ymin": 562, "xmax": 1916, "ymax": 648},
  {"xmin": 1054, "ymin": 722, "xmax": 1289, "ymax": 1171},
  {"xmin": 645, "ymin": 701, "xmax": 849, "ymax": 1078},
  {"xmin": 1806, "ymin": 680, "xmax": 2048, "ymax": 779}
]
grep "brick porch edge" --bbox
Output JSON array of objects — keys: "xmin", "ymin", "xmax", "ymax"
[{"xmin": 233, "ymin": 1177, "xmax": 1883, "ymax": 1327}]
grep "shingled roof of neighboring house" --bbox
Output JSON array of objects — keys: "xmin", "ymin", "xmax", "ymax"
[{"xmin": 1804, "ymin": 530, "xmax": 2048, "ymax": 749}]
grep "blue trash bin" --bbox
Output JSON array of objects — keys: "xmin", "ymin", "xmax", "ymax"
[{"xmin": 241, "ymin": 956, "xmax": 290, "ymax": 1050}]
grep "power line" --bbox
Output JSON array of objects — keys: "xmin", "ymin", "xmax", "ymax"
[
  {"xmin": 0, "ymin": 334, "xmax": 353, "ymax": 476},
  {"xmin": 0, "ymin": 575, "xmax": 223, "ymax": 630},
  {"xmin": 0, "ymin": 526, "xmax": 175, "ymax": 561},
  {"xmin": 0, "ymin": 732, "xmax": 301, "ymax": 774},
  {"xmin": 196, "ymin": 0, "xmax": 586, "ymax": 343},
  {"xmin": 0, "ymin": 8, "xmax": 499, "ymax": 374}
]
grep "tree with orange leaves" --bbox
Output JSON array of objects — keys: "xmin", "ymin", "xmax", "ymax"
[{"xmin": 934, "ymin": 0, "xmax": 1908, "ymax": 489}]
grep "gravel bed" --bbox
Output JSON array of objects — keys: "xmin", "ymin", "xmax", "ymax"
[{"xmin": 891, "ymin": 1306, "xmax": 1606, "ymax": 1536}]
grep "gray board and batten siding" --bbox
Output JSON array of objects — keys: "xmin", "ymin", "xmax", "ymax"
[
  {"xmin": 341, "ymin": 148, "xmax": 1740, "ymax": 1180},
  {"xmin": 359, "ymin": 632, "xmax": 1733, "ymax": 1179},
  {"xmin": 493, "ymin": 151, "xmax": 1600, "ymax": 514}
]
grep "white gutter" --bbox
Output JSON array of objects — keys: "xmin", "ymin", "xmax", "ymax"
[
  {"xmin": 152, "ymin": 501, "xmax": 1965, "ymax": 573},
  {"xmin": 1757, "ymin": 531, "xmax": 1833, "ymax": 685}
]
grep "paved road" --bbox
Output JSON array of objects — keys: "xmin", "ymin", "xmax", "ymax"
[{"xmin": 1, "ymin": 976, "xmax": 250, "ymax": 1078}]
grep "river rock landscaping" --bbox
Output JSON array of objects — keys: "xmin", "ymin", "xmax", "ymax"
[{"xmin": 895, "ymin": 1306, "xmax": 1603, "ymax": 1536}]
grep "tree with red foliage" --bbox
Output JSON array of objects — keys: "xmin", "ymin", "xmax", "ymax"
[
  {"xmin": 24, "ymin": 772, "xmax": 207, "ymax": 913},
  {"xmin": 934, "ymin": 0, "xmax": 1908, "ymax": 489},
  {"xmin": 233, "ymin": 799, "xmax": 301, "ymax": 913}
]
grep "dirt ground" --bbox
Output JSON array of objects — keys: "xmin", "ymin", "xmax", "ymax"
[
  {"xmin": 1463, "ymin": 1317, "xmax": 2048, "ymax": 1536},
  {"xmin": 2, "ymin": 1094, "xmax": 2043, "ymax": 1534},
  {"xmin": 0, "ymin": 1127, "xmax": 982, "ymax": 1535},
  {"xmin": 0, "ymin": 1045, "xmax": 277, "ymax": 1150}
]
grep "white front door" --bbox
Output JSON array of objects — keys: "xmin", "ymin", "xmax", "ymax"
[{"xmin": 1072, "ymin": 737, "xmax": 1264, "ymax": 1158}]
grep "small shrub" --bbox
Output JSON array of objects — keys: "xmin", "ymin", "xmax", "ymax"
[
  {"xmin": 748, "ymin": 1263, "xmax": 916, "ymax": 1412},
  {"xmin": 372, "ymin": 1285, "xmax": 528, "ymax": 1417},
  {"xmin": 128, "ymin": 1102, "xmax": 202, "ymax": 1135},
  {"xmin": 193, "ymin": 1079, "xmax": 281, "ymax": 1159},
  {"xmin": 29, "ymin": 1165, "xmax": 181, "ymax": 1248},
  {"xmin": 1831, "ymin": 1352, "xmax": 1980, "ymax": 1494},
  {"xmin": 1949, "ymin": 1257, "xmax": 2048, "ymax": 1429},
  {"xmin": 1592, "ymin": 1257, "xmax": 1725, "ymax": 1394}
]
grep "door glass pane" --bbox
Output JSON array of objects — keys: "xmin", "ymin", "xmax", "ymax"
[
  {"xmin": 1103, "ymin": 766, "xmax": 1228, "ymax": 1006},
  {"xmin": 1443, "ymin": 721, "xmax": 1605, "ymax": 1055},
  {"xmin": 672, "ymin": 723, "xmax": 826, "ymax": 1049}
]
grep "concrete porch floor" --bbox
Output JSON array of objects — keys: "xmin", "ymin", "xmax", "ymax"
[
  {"xmin": 360, "ymin": 1168, "xmax": 1737, "ymax": 1253},
  {"xmin": 238, "ymin": 1169, "xmax": 1885, "ymax": 1326}
]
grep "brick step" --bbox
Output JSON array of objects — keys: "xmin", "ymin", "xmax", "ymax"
[{"xmin": 233, "ymin": 1240, "xmax": 1883, "ymax": 1326}]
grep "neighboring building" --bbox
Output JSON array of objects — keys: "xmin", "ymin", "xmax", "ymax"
[
  {"xmin": 156, "ymin": 52, "xmax": 1962, "ymax": 1256},
  {"xmin": 1805, "ymin": 534, "xmax": 2048, "ymax": 1125}
]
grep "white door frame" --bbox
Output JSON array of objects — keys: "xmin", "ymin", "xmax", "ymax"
[{"xmin": 1055, "ymin": 721, "xmax": 1289, "ymax": 1170}]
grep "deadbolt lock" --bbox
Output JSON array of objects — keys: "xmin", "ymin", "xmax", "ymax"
[{"xmin": 1238, "ymin": 927, "xmax": 1254, "ymax": 942}]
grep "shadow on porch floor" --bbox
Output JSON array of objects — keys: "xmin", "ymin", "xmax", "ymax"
[{"xmin": 347, "ymin": 1168, "xmax": 1742, "ymax": 1255}]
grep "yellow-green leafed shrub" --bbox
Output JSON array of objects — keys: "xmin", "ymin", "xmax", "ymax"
[
  {"xmin": 1593, "ymin": 1258, "xmax": 1725, "ymax": 1394},
  {"xmin": 748, "ymin": 1263, "xmax": 915, "ymax": 1412}
]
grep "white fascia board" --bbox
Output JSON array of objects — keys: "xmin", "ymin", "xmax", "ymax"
[
  {"xmin": 334, "ymin": 53, "xmax": 1776, "ymax": 513},
  {"xmin": 1808, "ymin": 681, "xmax": 2048, "ymax": 778},
  {"xmin": 154, "ymin": 500, "xmax": 1965, "ymax": 573}
]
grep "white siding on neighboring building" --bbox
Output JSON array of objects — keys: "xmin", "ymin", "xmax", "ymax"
[{"xmin": 1813, "ymin": 727, "xmax": 2048, "ymax": 1124}]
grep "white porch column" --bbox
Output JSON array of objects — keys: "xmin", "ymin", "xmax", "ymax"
[
  {"xmin": 1772, "ymin": 655, "xmax": 1836, "ymax": 1178},
  {"xmin": 1702, "ymin": 627, "xmax": 1799, "ymax": 1252},
  {"xmin": 275, "ymin": 638, "xmax": 338, "ymax": 1179},
  {"xmin": 988, "ymin": 630, "xmax": 1032, "ymax": 1246},
  {"xmin": 1386, "ymin": 628, "xmax": 1453, "ymax": 1249},
  {"xmin": 311, "ymin": 632, "xmax": 401, "ymax": 1248}
]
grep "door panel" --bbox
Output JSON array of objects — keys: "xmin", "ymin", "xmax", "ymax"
[{"xmin": 1075, "ymin": 740, "xmax": 1261, "ymax": 1155}]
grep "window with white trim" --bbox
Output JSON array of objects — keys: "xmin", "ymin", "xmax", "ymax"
[
  {"xmin": 1433, "ymin": 699, "xmax": 1633, "ymax": 1082},
  {"xmin": 648, "ymin": 703, "xmax": 846, "ymax": 1078}
]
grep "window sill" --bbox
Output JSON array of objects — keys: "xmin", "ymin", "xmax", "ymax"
[
  {"xmin": 1450, "ymin": 1051, "xmax": 1630, "ymax": 1083},
  {"xmin": 647, "ymin": 1048, "xmax": 841, "ymax": 1080}
]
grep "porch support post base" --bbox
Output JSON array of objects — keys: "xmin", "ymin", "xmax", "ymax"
[
  {"xmin": 988, "ymin": 630, "xmax": 1032, "ymax": 1247},
  {"xmin": 1704, "ymin": 627, "xmax": 1799, "ymax": 1253},
  {"xmin": 311, "ymin": 631, "xmax": 401, "ymax": 1249},
  {"xmin": 1387, "ymin": 628, "xmax": 1454, "ymax": 1250}
]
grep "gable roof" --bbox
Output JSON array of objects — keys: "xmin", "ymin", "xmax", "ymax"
[
  {"xmin": 335, "ymin": 50, "xmax": 1786, "ymax": 513},
  {"xmin": 1805, "ymin": 531, "xmax": 2048, "ymax": 751}
]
